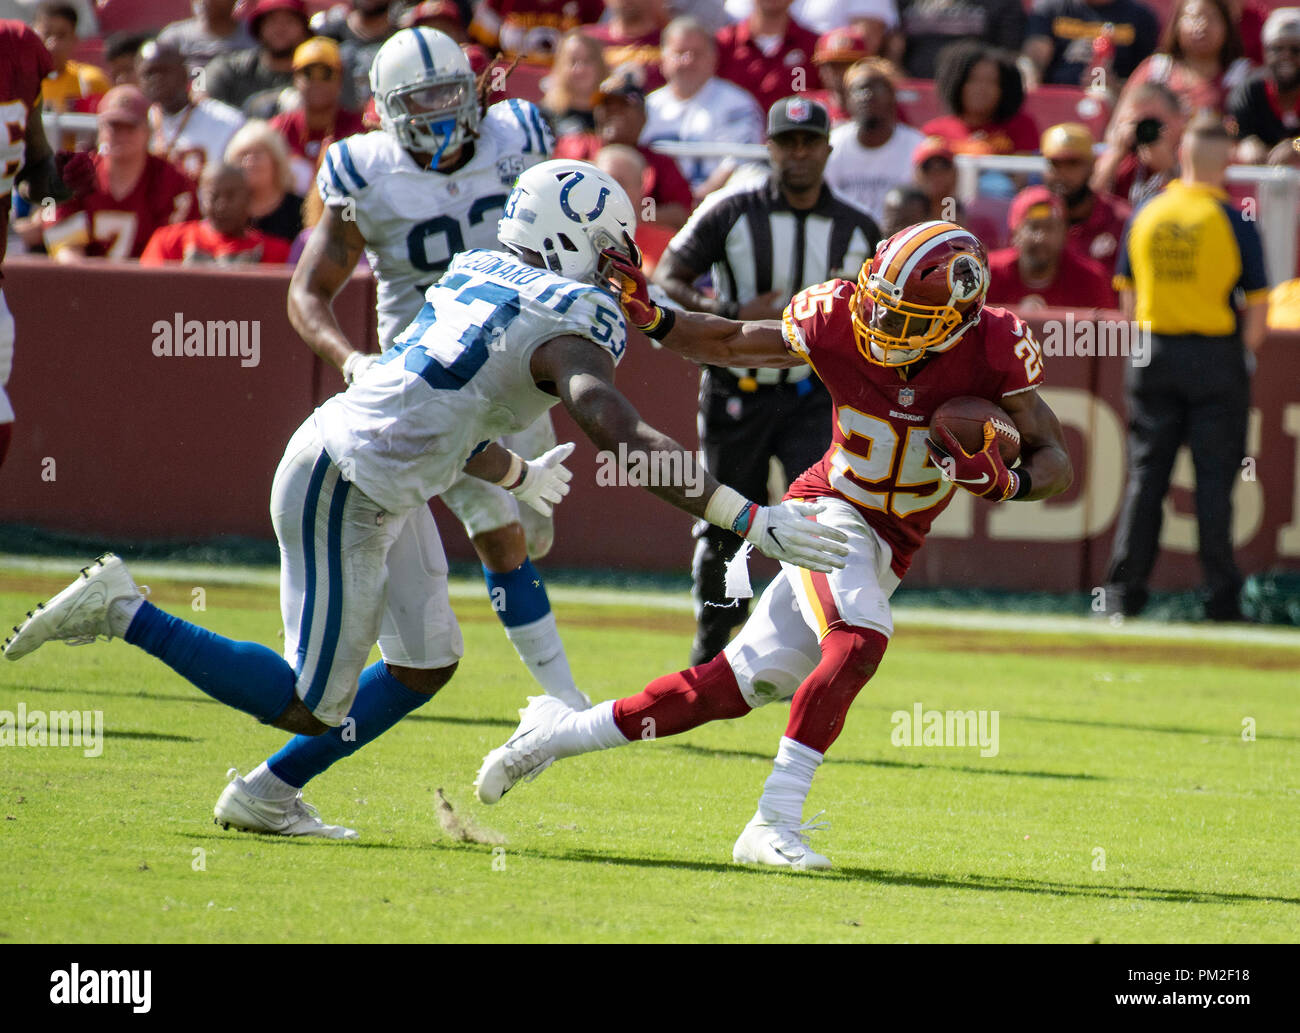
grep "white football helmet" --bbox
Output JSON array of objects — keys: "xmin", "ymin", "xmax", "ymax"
[
  {"xmin": 497, "ymin": 160, "xmax": 640, "ymax": 285},
  {"xmin": 370, "ymin": 27, "xmax": 478, "ymax": 164}
]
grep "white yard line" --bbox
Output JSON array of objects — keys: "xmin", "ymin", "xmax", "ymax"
[{"xmin": 2, "ymin": 553, "xmax": 1298, "ymax": 648}]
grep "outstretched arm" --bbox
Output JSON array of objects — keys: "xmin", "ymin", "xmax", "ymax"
[
  {"xmin": 604, "ymin": 248, "xmax": 803, "ymax": 370},
  {"xmin": 288, "ymin": 204, "xmax": 370, "ymax": 380},
  {"xmin": 530, "ymin": 334, "xmax": 848, "ymax": 572}
]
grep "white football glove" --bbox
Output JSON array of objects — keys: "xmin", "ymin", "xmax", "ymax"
[
  {"xmin": 507, "ymin": 442, "xmax": 576, "ymax": 516},
  {"xmin": 342, "ymin": 351, "xmax": 376, "ymax": 385},
  {"xmin": 744, "ymin": 500, "xmax": 850, "ymax": 573}
]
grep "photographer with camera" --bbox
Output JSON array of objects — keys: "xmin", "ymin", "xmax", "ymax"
[{"xmin": 1092, "ymin": 81, "xmax": 1184, "ymax": 208}]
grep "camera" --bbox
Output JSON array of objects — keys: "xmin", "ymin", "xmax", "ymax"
[{"xmin": 1135, "ymin": 118, "xmax": 1164, "ymax": 146}]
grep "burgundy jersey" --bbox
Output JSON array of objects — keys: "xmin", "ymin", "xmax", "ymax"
[
  {"xmin": 43, "ymin": 153, "xmax": 197, "ymax": 259},
  {"xmin": 781, "ymin": 279, "xmax": 1045, "ymax": 577},
  {"xmin": 0, "ymin": 20, "xmax": 55, "ymax": 279}
]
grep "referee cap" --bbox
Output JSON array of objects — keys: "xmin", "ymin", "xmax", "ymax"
[{"xmin": 767, "ymin": 96, "xmax": 830, "ymax": 140}]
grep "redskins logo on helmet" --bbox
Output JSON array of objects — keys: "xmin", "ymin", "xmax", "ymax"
[{"xmin": 852, "ymin": 221, "xmax": 988, "ymax": 367}]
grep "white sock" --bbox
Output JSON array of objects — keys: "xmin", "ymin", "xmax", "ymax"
[
  {"xmin": 553, "ymin": 700, "xmax": 629, "ymax": 758},
  {"xmin": 755, "ymin": 736, "xmax": 823, "ymax": 826},
  {"xmin": 505, "ymin": 613, "xmax": 579, "ymax": 698},
  {"xmin": 242, "ymin": 761, "xmax": 299, "ymax": 801},
  {"xmin": 107, "ymin": 596, "xmax": 144, "ymax": 638}
]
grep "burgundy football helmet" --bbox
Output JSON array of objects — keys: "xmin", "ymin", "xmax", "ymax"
[{"xmin": 852, "ymin": 220, "xmax": 989, "ymax": 367}]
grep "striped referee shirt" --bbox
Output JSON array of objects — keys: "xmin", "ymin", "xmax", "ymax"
[{"xmin": 667, "ymin": 174, "xmax": 880, "ymax": 384}]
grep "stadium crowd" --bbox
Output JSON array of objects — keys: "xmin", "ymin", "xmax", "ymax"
[{"xmin": 1, "ymin": 0, "xmax": 1296, "ymax": 307}]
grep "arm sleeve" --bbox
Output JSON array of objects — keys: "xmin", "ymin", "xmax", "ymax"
[{"xmin": 1229, "ymin": 209, "xmax": 1271, "ymax": 300}]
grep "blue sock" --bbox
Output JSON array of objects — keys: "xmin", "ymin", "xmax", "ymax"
[
  {"xmin": 267, "ymin": 661, "xmax": 430, "ymax": 787},
  {"xmin": 125, "ymin": 602, "xmax": 296, "ymax": 723},
  {"xmin": 484, "ymin": 559, "xmax": 552, "ymax": 628}
]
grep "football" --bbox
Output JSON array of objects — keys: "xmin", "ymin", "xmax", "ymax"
[{"xmin": 930, "ymin": 396, "xmax": 1022, "ymax": 465}]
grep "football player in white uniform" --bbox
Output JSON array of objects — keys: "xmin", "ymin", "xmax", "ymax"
[
  {"xmin": 287, "ymin": 27, "xmax": 588, "ymax": 720},
  {"xmin": 4, "ymin": 161, "xmax": 849, "ymax": 840}
]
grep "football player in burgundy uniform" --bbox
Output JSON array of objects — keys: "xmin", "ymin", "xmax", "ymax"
[
  {"xmin": 475, "ymin": 220, "xmax": 1073, "ymax": 870},
  {"xmin": 1, "ymin": 19, "xmax": 64, "ymax": 469}
]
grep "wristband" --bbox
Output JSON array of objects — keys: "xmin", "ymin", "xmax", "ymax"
[
  {"xmin": 704, "ymin": 484, "xmax": 748, "ymax": 530},
  {"xmin": 642, "ymin": 306, "xmax": 676, "ymax": 341},
  {"xmin": 1010, "ymin": 467, "xmax": 1033, "ymax": 500},
  {"xmin": 731, "ymin": 502, "xmax": 760, "ymax": 536},
  {"xmin": 342, "ymin": 351, "xmax": 371, "ymax": 384},
  {"xmin": 494, "ymin": 451, "xmax": 526, "ymax": 491}
]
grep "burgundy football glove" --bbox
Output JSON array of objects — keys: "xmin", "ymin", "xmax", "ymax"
[
  {"xmin": 600, "ymin": 245, "xmax": 667, "ymax": 333},
  {"xmin": 926, "ymin": 421, "xmax": 1019, "ymax": 501},
  {"xmin": 54, "ymin": 151, "xmax": 97, "ymax": 199}
]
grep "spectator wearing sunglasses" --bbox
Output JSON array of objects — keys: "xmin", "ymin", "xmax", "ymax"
[{"xmin": 271, "ymin": 37, "xmax": 366, "ymax": 195}]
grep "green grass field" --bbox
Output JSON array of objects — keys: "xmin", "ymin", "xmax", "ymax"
[{"xmin": 1, "ymin": 562, "xmax": 1297, "ymax": 944}]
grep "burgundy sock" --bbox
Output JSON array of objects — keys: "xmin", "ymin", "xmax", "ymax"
[
  {"xmin": 785, "ymin": 627, "xmax": 888, "ymax": 753},
  {"xmin": 613, "ymin": 652, "xmax": 751, "ymax": 740}
]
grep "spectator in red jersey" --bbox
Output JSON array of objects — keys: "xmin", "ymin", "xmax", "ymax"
[
  {"xmin": 401, "ymin": 0, "xmax": 468, "ymax": 42},
  {"xmin": 922, "ymin": 42, "xmax": 1037, "ymax": 155},
  {"xmin": 539, "ymin": 30, "xmax": 608, "ymax": 136},
  {"xmin": 271, "ymin": 37, "xmax": 366, "ymax": 196},
  {"xmin": 43, "ymin": 86, "xmax": 199, "ymax": 262},
  {"xmin": 593, "ymin": 144, "xmax": 678, "ymax": 272},
  {"xmin": 1, "ymin": 17, "xmax": 62, "ymax": 471},
  {"xmin": 715, "ymin": 0, "xmax": 820, "ymax": 115},
  {"xmin": 986, "ymin": 186, "xmax": 1117, "ymax": 310},
  {"xmin": 587, "ymin": 0, "xmax": 669, "ymax": 93},
  {"xmin": 554, "ymin": 77, "xmax": 694, "ymax": 228},
  {"xmin": 1040, "ymin": 122, "xmax": 1131, "ymax": 269},
  {"xmin": 1093, "ymin": 80, "xmax": 1184, "ymax": 207},
  {"xmin": 139, "ymin": 41, "xmax": 246, "ymax": 183},
  {"xmin": 470, "ymin": 0, "xmax": 606, "ymax": 64},
  {"xmin": 140, "ymin": 163, "xmax": 291, "ymax": 265},
  {"xmin": 225, "ymin": 119, "xmax": 304, "ymax": 243},
  {"xmin": 1119, "ymin": 0, "xmax": 1251, "ymax": 118},
  {"xmin": 806, "ymin": 27, "xmax": 872, "ymax": 125},
  {"xmin": 1230, "ymin": 0, "xmax": 1269, "ymax": 65},
  {"xmin": 1229, "ymin": 9, "xmax": 1300, "ymax": 164}
]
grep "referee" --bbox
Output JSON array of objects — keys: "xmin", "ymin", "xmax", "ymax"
[
  {"xmin": 654, "ymin": 96, "xmax": 880, "ymax": 665},
  {"xmin": 1105, "ymin": 115, "xmax": 1270, "ymax": 622}
]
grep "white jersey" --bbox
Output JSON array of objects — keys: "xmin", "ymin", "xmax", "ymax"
[
  {"xmin": 316, "ymin": 99, "xmax": 554, "ymax": 351},
  {"xmin": 641, "ymin": 78, "xmax": 764, "ymax": 191},
  {"xmin": 313, "ymin": 248, "xmax": 627, "ymax": 514},
  {"xmin": 150, "ymin": 97, "xmax": 245, "ymax": 181}
]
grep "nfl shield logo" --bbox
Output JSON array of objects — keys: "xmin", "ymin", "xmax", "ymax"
[
  {"xmin": 899, "ymin": 387, "xmax": 915, "ymax": 407},
  {"xmin": 788, "ymin": 98, "xmax": 810, "ymax": 122}
]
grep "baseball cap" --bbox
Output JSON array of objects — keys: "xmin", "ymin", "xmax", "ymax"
[
  {"xmin": 97, "ymin": 85, "xmax": 150, "ymax": 126},
  {"xmin": 247, "ymin": 0, "xmax": 309, "ymax": 33},
  {"xmin": 813, "ymin": 26, "xmax": 870, "ymax": 65},
  {"xmin": 912, "ymin": 136, "xmax": 954, "ymax": 167},
  {"xmin": 767, "ymin": 96, "xmax": 830, "ymax": 139},
  {"xmin": 1009, "ymin": 186, "xmax": 1066, "ymax": 230},
  {"xmin": 1041, "ymin": 122, "xmax": 1094, "ymax": 160},
  {"xmin": 1263, "ymin": 7, "xmax": 1300, "ymax": 45},
  {"xmin": 293, "ymin": 36, "xmax": 343, "ymax": 70},
  {"xmin": 402, "ymin": 1, "xmax": 465, "ymax": 30}
]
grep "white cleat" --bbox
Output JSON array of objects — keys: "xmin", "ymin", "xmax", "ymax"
[
  {"xmin": 732, "ymin": 811, "xmax": 833, "ymax": 871},
  {"xmin": 474, "ymin": 694, "xmax": 572, "ymax": 804},
  {"xmin": 548, "ymin": 684, "xmax": 592, "ymax": 710},
  {"xmin": 213, "ymin": 769, "xmax": 358, "ymax": 840},
  {"xmin": 3, "ymin": 553, "xmax": 147, "ymax": 661}
]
